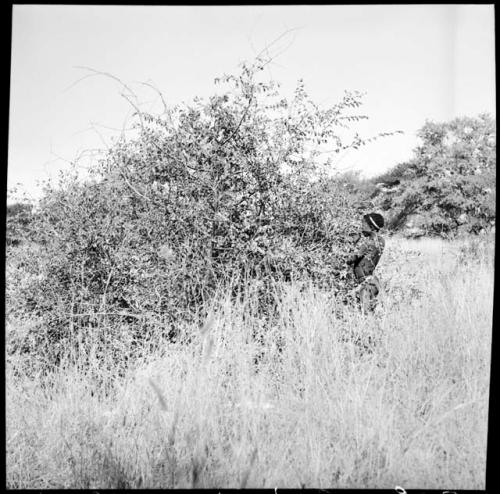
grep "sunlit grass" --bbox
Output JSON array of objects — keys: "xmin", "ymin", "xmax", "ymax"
[{"xmin": 6, "ymin": 236, "xmax": 493, "ymax": 489}]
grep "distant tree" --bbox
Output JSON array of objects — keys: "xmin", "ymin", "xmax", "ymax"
[
  {"xmin": 6, "ymin": 202, "xmax": 34, "ymax": 246},
  {"xmin": 371, "ymin": 114, "xmax": 496, "ymax": 236},
  {"xmin": 333, "ymin": 169, "xmax": 378, "ymax": 211}
]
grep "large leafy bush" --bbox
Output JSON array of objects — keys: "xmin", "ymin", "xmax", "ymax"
[{"xmin": 9, "ymin": 58, "xmax": 388, "ymax": 365}]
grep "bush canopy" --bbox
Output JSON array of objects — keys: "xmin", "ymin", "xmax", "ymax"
[{"xmin": 7, "ymin": 57, "xmax": 396, "ymax": 367}]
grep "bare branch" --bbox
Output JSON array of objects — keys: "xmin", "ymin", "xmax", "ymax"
[
  {"xmin": 69, "ymin": 66, "xmax": 147, "ymax": 133},
  {"xmin": 139, "ymin": 80, "xmax": 169, "ymax": 115},
  {"xmin": 66, "ymin": 311, "xmax": 149, "ymax": 321},
  {"xmin": 88, "ymin": 121, "xmax": 112, "ymax": 151},
  {"xmin": 72, "ymin": 65, "xmax": 137, "ymax": 99},
  {"xmin": 62, "ymin": 72, "xmax": 102, "ymax": 94},
  {"xmin": 120, "ymin": 92, "xmax": 145, "ymax": 130},
  {"xmin": 254, "ymin": 27, "xmax": 303, "ymax": 65}
]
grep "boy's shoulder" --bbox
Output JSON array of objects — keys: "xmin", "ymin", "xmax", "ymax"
[
  {"xmin": 371, "ymin": 233, "xmax": 385, "ymax": 250},
  {"xmin": 357, "ymin": 232, "xmax": 385, "ymax": 253}
]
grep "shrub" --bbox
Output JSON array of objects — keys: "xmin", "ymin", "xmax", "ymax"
[{"xmin": 9, "ymin": 57, "xmax": 391, "ymax": 366}]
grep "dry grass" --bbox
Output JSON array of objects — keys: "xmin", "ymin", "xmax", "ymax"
[{"xmin": 6, "ymin": 235, "xmax": 493, "ymax": 489}]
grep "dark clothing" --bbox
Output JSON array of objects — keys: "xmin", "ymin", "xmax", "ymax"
[
  {"xmin": 347, "ymin": 232, "xmax": 385, "ymax": 311},
  {"xmin": 358, "ymin": 275, "xmax": 381, "ymax": 312},
  {"xmin": 349, "ymin": 233, "xmax": 385, "ymax": 280}
]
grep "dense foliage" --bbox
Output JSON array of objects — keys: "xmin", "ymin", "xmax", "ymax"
[
  {"xmin": 6, "ymin": 202, "xmax": 34, "ymax": 246},
  {"xmin": 7, "ymin": 58, "xmax": 388, "ymax": 366},
  {"xmin": 371, "ymin": 114, "xmax": 496, "ymax": 236}
]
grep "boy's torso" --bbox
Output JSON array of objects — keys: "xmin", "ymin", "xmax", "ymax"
[{"xmin": 354, "ymin": 233, "xmax": 385, "ymax": 280}]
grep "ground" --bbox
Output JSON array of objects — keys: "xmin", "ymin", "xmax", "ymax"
[{"xmin": 6, "ymin": 235, "xmax": 493, "ymax": 489}]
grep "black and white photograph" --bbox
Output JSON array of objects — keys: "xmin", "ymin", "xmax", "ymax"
[{"xmin": 6, "ymin": 4, "xmax": 495, "ymax": 489}]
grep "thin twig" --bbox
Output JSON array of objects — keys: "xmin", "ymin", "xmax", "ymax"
[
  {"xmin": 99, "ymin": 269, "xmax": 114, "ymax": 314},
  {"xmin": 119, "ymin": 169, "xmax": 151, "ymax": 202},
  {"xmin": 139, "ymin": 80, "xmax": 169, "ymax": 116},
  {"xmin": 120, "ymin": 92, "xmax": 145, "ymax": 130},
  {"xmin": 66, "ymin": 311, "xmax": 148, "ymax": 320},
  {"xmin": 72, "ymin": 65, "xmax": 137, "ymax": 99},
  {"xmin": 254, "ymin": 27, "xmax": 303, "ymax": 65}
]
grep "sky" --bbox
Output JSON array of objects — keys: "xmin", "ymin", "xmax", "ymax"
[{"xmin": 8, "ymin": 5, "xmax": 496, "ymax": 202}]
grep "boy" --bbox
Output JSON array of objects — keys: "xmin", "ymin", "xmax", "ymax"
[{"xmin": 347, "ymin": 213, "xmax": 385, "ymax": 312}]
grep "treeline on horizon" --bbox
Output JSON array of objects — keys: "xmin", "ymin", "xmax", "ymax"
[{"xmin": 8, "ymin": 114, "xmax": 496, "ymax": 244}]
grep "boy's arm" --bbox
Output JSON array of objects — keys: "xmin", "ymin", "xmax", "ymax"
[{"xmin": 346, "ymin": 242, "xmax": 369, "ymax": 265}]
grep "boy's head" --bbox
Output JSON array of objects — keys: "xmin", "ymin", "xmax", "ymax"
[{"xmin": 362, "ymin": 213, "xmax": 384, "ymax": 234}]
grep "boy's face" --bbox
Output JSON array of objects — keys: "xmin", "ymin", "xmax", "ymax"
[{"xmin": 361, "ymin": 219, "xmax": 372, "ymax": 235}]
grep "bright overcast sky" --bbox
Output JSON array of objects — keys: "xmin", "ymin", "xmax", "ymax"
[{"xmin": 8, "ymin": 4, "xmax": 495, "ymax": 202}]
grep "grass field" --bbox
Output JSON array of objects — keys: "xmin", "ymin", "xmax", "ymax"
[{"xmin": 6, "ymin": 235, "xmax": 493, "ymax": 489}]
